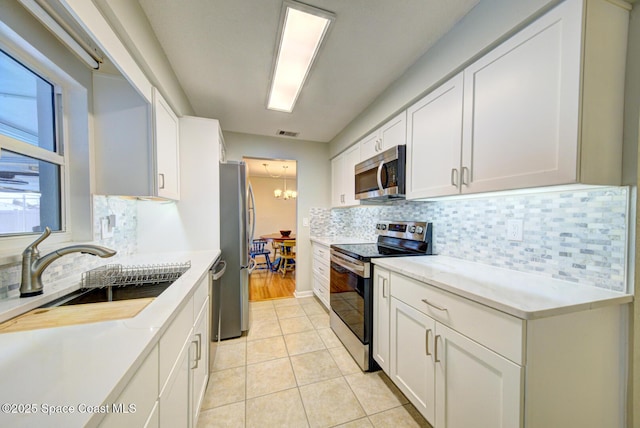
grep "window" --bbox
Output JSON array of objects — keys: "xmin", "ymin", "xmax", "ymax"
[{"xmin": 0, "ymin": 49, "xmax": 63, "ymax": 236}]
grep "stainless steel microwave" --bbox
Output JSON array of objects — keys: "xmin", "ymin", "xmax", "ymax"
[{"xmin": 354, "ymin": 145, "xmax": 406, "ymax": 201}]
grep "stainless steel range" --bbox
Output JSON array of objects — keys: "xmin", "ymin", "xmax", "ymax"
[{"xmin": 329, "ymin": 221, "xmax": 433, "ymax": 371}]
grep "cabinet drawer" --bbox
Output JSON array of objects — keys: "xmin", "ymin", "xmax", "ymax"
[
  {"xmin": 193, "ymin": 275, "xmax": 209, "ymax": 318},
  {"xmin": 159, "ymin": 298, "xmax": 193, "ymax": 393},
  {"xmin": 390, "ymin": 272, "xmax": 524, "ymax": 364},
  {"xmin": 312, "ymin": 244, "xmax": 330, "ymax": 261},
  {"xmin": 312, "ymin": 275, "xmax": 329, "ymax": 309},
  {"xmin": 312, "ymin": 255, "xmax": 330, "ymax": 281}
]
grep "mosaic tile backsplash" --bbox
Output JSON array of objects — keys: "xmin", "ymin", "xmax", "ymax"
[
  {"xmin": 0, "ymin": 195, "xmax": 138, "ymax": 299},
  {"xmin": 311, "ymin": 186, "xmax": 630, "ymax": 292}
]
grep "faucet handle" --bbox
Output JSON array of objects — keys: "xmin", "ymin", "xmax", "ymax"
[{"xmin": 24, "ymin": 227, "xmax": 51, "ymax": 254}]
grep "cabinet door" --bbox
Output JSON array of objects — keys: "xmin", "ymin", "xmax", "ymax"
[
  {"xmin": 342, "ymin": 144, "xmax": 361, "ymax": 206},
  {"xmin": 359, "ymin": 130, "xmax": 380, "ymax": 161},
  {"xmin": 379, "ymin": 112, "xmax": 406, "ymax": 152},
  {"xmin": 331, "ymin": 155, "xmax": 344, "ymax": 207},
  {"xmin": 390, "ymin": 297, "xmax": 436, "ymax": 424},
  {"xmin": 434, "ymin": 323, "xmax": 523, "ymax": 428},
  {"xmin": 153, "ymin": 88, "xmax": 181, "ymax": 200},
  {"xmin": 373, "ymin": 267, "xmax": 391, "ymax": 373},
  {"xmin": 159, "ymin": 339, "xmax": 191, "ymax": 428},
  {"xmin": 461, "ymin": 0, "xmax": 581, "ymax": 194},
  {"xmin": 406, "ymin": 73, "xmax": 464, "ymax": 199},
  {"xmin": 191, "ymin": 300, "xmax": 210, "ymax": 426}
]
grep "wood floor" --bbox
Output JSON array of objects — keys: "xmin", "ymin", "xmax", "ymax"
[{"xmin": 249, "ymin": 267, "xmax": 295, "ymax": 301}]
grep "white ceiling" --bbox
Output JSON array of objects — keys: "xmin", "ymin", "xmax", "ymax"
[{"xmin": 137, "ymin": 0, "xmax": 480, "ymax": 143}]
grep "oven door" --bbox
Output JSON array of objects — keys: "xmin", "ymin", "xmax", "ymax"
[
  {"xmin": 329, "ymin": 250, "xmax": 371, "ymax": 344},
  {"xmin": 354, "ymin": 145, "xmax": 406, "ymax": 200}
]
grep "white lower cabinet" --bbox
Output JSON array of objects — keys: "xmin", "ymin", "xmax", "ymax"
[
  {"xmin": 159, "ymin": 276, "xmax": 210, "ymax": 427},
  {"xmin": 101, "ymin": 276, "xmax": 210, "ymax": 428},
  {"xmin": 159, "ymin": 336, "xmax": 192, "ymax": 427},
  {"xmin": 389, "ymin": 284, "xmax": 524, "ymax": 427},
  {"xmin": 381, "ymin": 269, "xmax": 626, "ymax": 428},
  {"xmin": 311, "ymin": 242, "xmax": 331, "ymax": 309},
  {"xmin": 434, "ymin": 323, "xmax": 522, "ymax": 428},
  {"xmin": 372, "ymin": 266, "xmax": 391, "ymax": 372},
  {"xmin": 191, "ymin": 297, "xmax": 210, "ymax": 426}
]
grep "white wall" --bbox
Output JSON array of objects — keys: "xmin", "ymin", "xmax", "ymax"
[
  {"xmin": 224, "ymin": 131, "xmax": 330, "ymax": 296},
  {"xmin": 249, "ymin": 175, "xmax": 296, "ymax": 248}
]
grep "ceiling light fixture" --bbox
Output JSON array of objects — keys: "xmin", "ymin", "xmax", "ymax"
[
  {"xmin": 267, "ymin": 0, "xmax": 335, "ymax": 113},
  {"xmin": 264, "ymin": 163, "xmax": 297, "ymax": 200}
]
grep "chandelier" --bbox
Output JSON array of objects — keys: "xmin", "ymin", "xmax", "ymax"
[{"xmin": 263, "ymin": 163, "xmax": 297, "ymax": 200}]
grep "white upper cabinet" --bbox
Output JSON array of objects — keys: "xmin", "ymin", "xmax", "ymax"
[
  {"xmin": 93, "ymin": 76, "xmax": 181, "ymax": 200},
  {"xmin": 360, "ymin": 112, "xmax": 407, "ymax": 161},
  {"xmin": 406, "ymin": 0, "xmax": 628, "ymax": 199},
  {"xmin": 406, "ymin": 73, "xmax": 464, "ymax": 199},
  {"xmin": 331, "ymin": 144, "xmax": 360, "ymax": 207},
  {"xmin": 153, "ymin": 88, "xmax": 180, "ymax": 200}
]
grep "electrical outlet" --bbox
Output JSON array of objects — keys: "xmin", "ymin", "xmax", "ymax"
[
  {"xmin": 506, "ymin": 219, "xmax": 523, "ymax": 242},
  {"xmin": 101, "ymin": 217, "xmax": 114, "ymax": 239},
  {"xmin": 303, "ymin": 217, "xmax": 310, "ymax": 227}
]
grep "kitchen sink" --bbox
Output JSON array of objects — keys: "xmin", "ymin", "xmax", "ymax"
[{"xmin": 42, "ymin": 282, "xmax": 174, "ymax": 307}]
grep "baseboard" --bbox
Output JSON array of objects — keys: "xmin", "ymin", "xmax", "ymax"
[{"xmin": 294, "ymin": 290, "xmax": 314, "ymax": 299}]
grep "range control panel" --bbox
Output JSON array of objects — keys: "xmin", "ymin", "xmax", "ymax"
[{"xmin": 375, "ymin": 221, "xmax": 431, "ymax": 241}]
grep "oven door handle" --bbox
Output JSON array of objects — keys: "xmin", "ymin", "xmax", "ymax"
[
  {"xmin": 376, "ymin": 161, "xmax": 385, "ymax": 192},
  {"xmin": 331, "ymin": 254, "xmax": 367, "ymax": 276}
]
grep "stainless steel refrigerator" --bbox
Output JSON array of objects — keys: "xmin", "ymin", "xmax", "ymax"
[{"xmin": 214, "ymin": 161, "xmax": 255, "ymax": 340}]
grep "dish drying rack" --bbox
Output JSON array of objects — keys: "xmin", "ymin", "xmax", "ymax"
[{"xmin": 81, "ymin": 261, "xmax": 191, "ymax": 289}]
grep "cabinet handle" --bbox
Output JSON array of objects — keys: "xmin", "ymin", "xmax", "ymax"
[
  {"xmin": 434, "ymin": 334, "xmax": 441, "ymax": 363},
  {"xmin": 450, "ymin": 168, "xmax": 459, "ymax": 187},
  {"xmin": 421, "ymin": 299, "xmax": 447, "ymax": 312},
  {"xmin": 382, "ymin": 277, "xmax": 387, "ymax": 298},
  {"xmin": 425, "ymin": 329, "xmax": 432, "ymax": 356},
  {"xmin": 191, "ymin": 340, "xmax": 199, "ymax": 369},
  {"xmin": 196, "ymin": 333, "xmax": 202, "ymax": 362},
  {"xmin": 461, "ymin": 166, "xmax": 470, "ymax": 186},
  {"xmin": 158, "ymin": 173, "xmax": 165, "ymax": 189}
]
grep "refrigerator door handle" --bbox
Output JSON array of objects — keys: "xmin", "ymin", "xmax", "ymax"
[
  {"xmin": 248, "ymin": 182, "xmax": 256, "ymax": 243},
  {"xmin": 212, "ymin": 259, "xmax": 227, "ymax": 280}
]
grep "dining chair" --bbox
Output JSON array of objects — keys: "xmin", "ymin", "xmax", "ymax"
[
  {"xmin": 278, "ymin": 240, "xmax": 296, "ymax": 277},
  {"xmin": 249, "ymin": 239, "xmax": 272, "ymax": 271}
]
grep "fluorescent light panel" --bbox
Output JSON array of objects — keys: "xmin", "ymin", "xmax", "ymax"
[{"xmin": 267, "ymin": 1, "xmax": 334, "ymax": 113}]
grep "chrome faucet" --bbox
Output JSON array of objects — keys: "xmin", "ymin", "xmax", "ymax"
[{"xmin": 20, "ymin": 227, "xmax": 117, "ymax": 297}]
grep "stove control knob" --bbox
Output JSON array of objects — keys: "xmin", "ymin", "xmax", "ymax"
[
  {"xmin": 409, "ymin": 226, "xmax": 416, "ymax": 233},
  {"xmin": 380, "ymin": 224, "xmax": 387, "ymax": 230},
  {"xmin": 376, "ymin": 224, "xmax": 380, "ymax": 230},
  {"xmin": 416, "ymin": 226, "xmax": 424, "ymax": 234}
]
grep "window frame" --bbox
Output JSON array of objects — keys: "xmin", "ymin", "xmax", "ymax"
[{"xmin": 0, "ymin": 31, "xmax": 74, "ymax": 251}]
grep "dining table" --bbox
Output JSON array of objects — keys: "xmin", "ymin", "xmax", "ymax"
[
  {"xmin": 259, "ymin": 233, "xmax": 296, "ymax": 242},
  {"xmin": 259, "ymin": 233, "xmax": 296, "ymax": 272}
]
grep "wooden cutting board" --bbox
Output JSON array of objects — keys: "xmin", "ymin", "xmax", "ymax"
[{"xmin": 0, "ymin": 298, "xmax": 154, "ymax": 334}]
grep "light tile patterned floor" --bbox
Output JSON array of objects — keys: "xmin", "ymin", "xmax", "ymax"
[{"xmin": 197, "ymin": 296, "xmax": 431, "ymax": 428}]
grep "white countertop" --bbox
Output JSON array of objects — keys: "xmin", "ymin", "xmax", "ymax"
[
  {"xmin": 0, "ymin": 250, "xmax": 220, "ymax": 428},
  {"xmin": 310, "ymin": 236, "xmax": 374, "ymax": 246},
  {"xmin": 373, "ymin": 255, "xmax": 633, "ymax": 320}
]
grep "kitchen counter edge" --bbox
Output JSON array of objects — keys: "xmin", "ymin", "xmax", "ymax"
[{"xmin": 372, "ymin": 255, "xmax": 633, "ymax": 320}]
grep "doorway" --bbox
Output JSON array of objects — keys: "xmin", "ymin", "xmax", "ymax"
[{"xmin": 244, "ymin": 157, "xmax": 297, "ymax": 301}]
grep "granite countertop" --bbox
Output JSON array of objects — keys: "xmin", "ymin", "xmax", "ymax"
[
  {"xmin": 0, "ymin": 249, "xmax": 220, "ymax": 428},
  {"xmin": 373, "ymin": 255, "xmax": 633, "ymax": 320},
  {"xmin": 310, "ymin": 236, "xmax": 375, "ymax": 246}
]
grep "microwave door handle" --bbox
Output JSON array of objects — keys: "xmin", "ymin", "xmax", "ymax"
[{"xmin": 377, "ymin": 161, "xmax": 384, "ymax": 192}]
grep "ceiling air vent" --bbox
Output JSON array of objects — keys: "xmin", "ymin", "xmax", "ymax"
[{"xmin": 277, "ymin": 129, "xmax": 299, "ymax": 137}]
